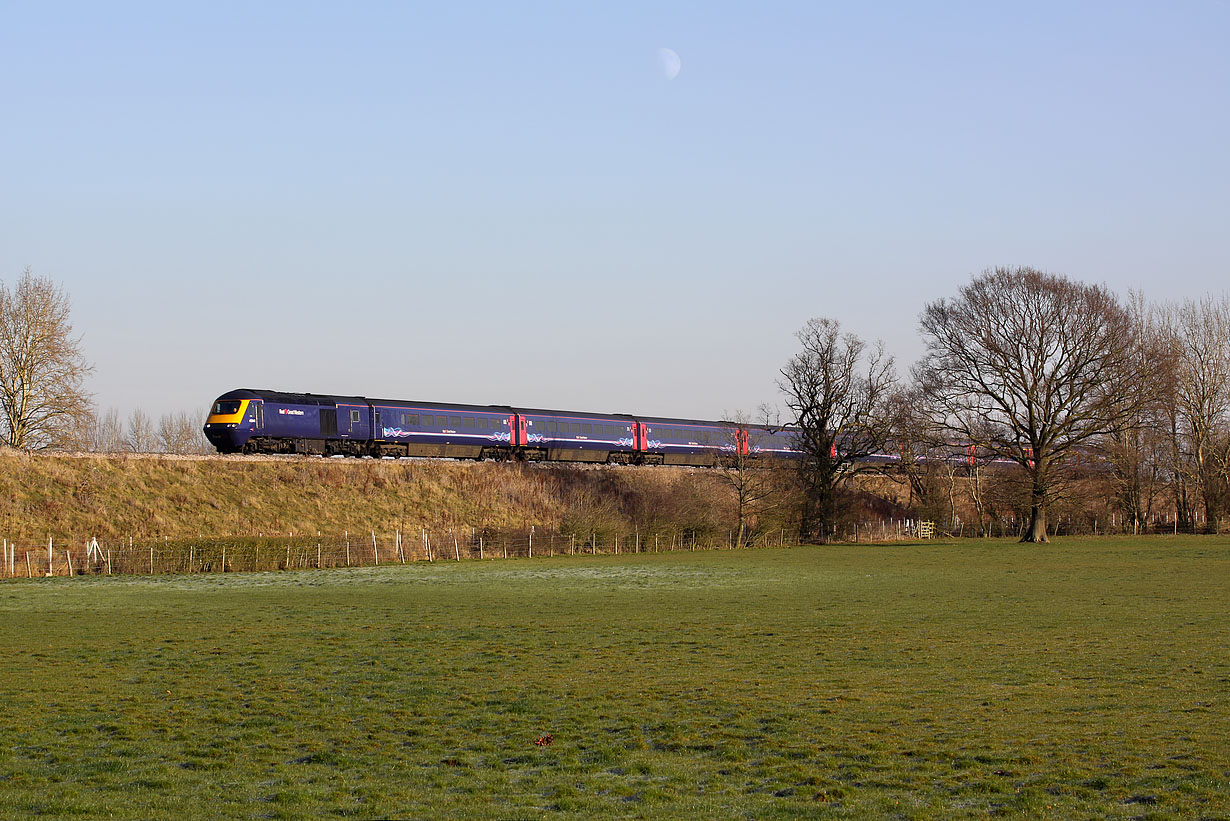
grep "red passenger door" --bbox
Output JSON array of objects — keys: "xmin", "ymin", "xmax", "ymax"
[{"xmin": 510, "ymin": 414, "xmax": 527, "ymax": 447}]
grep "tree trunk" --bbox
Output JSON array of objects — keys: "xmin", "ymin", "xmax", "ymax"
[{"xmin": 1021, "ymin": 476, "xmax": 1049, "ymax": 543}]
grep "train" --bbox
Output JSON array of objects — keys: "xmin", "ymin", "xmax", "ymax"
[{"xmin": 202, "ymin": 388, "xmax": 801, "ymax": 465}]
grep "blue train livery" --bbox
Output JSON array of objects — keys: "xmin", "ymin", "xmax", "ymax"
[{"xmin": 203, "ymin": 388, "xmax": 801, "ymax": 465}]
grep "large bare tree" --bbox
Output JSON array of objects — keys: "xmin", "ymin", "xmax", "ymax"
[
  {"xmin": 779, "ymin": 317, "xmax": 897, "ymax": 542},
  {"xmin": 0, "ymin": 268, "xmax": 93, "ymax": 449},
  {"xmin": 917, "ymin": 267, "xmax": 1150, "ymax": 542}
]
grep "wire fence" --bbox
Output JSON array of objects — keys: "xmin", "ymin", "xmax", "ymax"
[
  {"xmin": 3, "ymin": 512, "xmax": 1202, "ymax": 579},
  {"xmin": 0, "ymin": 526, "xmax": 800, "ymax": 579}
]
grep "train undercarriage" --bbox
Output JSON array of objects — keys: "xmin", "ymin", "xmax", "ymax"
[{"xmin": 238, "ymin": 437, "xmax": 683, "ymax": 465}]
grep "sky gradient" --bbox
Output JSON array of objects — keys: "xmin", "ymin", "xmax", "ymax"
[{"xmin": 3, "ymin": 1, "xmax": 1228, "ymax": 422}]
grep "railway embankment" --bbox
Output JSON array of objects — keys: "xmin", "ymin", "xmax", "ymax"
[{"xmin": 0, "ymin": 450, "xmax": 751, "ymax": 545}]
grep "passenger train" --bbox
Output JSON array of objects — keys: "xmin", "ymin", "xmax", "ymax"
[{"xmin": 203, "ymin": 388, "xmax": 800, "ymax": 465}]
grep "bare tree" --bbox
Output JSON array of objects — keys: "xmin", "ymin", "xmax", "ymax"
[
  {"xmin": 917, "ymin": 267, "xmax": 1151, "ymax": 542},
  {"xmin": 779, "ymin": 317, "xmax": 897, "ymax": 541},
  {"xmin": 0, "ymin": 268, "xmax": 94, "ymax": 449},
  {"xmin": 884, "ymin": 385, "xmax": 951, "ymax": 521},
  {"xmin": 87, "ymin": 407, "xmax": 126, "ymax": 453},
  {"xmin": 125, "ymin": 408, "xmax": 157, "ymax": 453},
  {"xmin": 158, "ymin": 410, "xmax": 210, "ymax": 454},
  {"xmin": 714, "ymin": 412, "xmax": 783, "ymax": 547},
  {"xmin": 1166, "ymin": 295, "xmax": 1230, "ymax": 531},
  {"xmin": 1098, "ymin": 293, "xmax": 1173, "ymax": 533}
]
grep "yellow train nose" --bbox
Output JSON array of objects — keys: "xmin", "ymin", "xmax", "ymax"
[{"xmin": 206, "ymin": 399, "xmax": 250, "ymax": 425}]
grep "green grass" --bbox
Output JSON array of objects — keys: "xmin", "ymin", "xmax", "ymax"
[{"xmin": 0, "ymin": 538, "xmax": 1226, "ymax": 819}]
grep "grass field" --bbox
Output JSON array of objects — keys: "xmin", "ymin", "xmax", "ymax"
[{"xmin": 1, "ymin": 538, "xmax": 1226, "ymax": 819}]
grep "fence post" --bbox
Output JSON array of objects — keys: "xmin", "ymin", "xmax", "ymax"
[
  {"xmin": 528, "ymin": 526, "xmax": 533, "ymax": 559},
  {"xmin": 48, "ymin": 537, "xmax": 54, "ymax": 577},
  {"xmin": 454, "ymin": 533, "xmax": 460, "ymax": 561},
  {"xmin": 372, "ymin": 530, "xmax": 379, "ymax": 565},
  {"xmin": 479, "ymin": 534, "xmax": 484, "ymax": 560}
]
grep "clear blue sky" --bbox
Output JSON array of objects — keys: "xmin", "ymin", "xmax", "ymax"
[{"xmin": 3, "ymin": 1, "xmax": 1228, "ymax": 422}]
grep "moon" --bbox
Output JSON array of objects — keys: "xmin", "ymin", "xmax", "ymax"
[{"xmin": 657, "ymin": 47, "xmax": 681, "ymax": 80}]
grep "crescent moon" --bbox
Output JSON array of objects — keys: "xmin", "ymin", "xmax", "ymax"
[{"xmin": 658, "ymin": 48, "xmax": 681, "ymax": 80}]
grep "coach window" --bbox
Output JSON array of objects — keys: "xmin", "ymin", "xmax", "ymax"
[
  {"xmin": 407, "ymin": 414, "xmax": 419, "ymax": 425},
  {"xmin": 449, "ymin": 416, "xmax": 461, "ymax": 428},
  {"xmin": 582, "ymin": 423, "xmax": 592, "ymax": 435},
  {"xmin": 421, "ymin": 415, "xmax": 432, "ymax": 426},
  {"xmin": 464, "ymin": 417, "xmax": 475, "ymax": 428}
]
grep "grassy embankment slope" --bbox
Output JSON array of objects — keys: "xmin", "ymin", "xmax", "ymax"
[
  {"xmin": 0, "ymin": 450, "xmax": 740, "ymax": 543},
  {"xmin": 1, "ymin": 538, "xmax": 1226, "ymax": 818}
]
